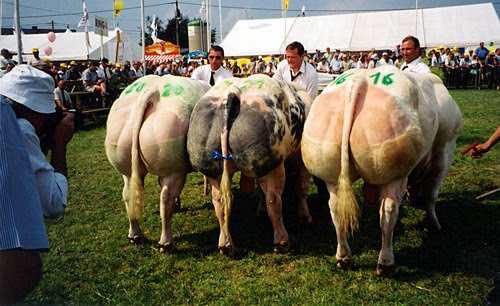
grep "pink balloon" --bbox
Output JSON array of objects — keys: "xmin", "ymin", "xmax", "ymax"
[
  {"xmin": 47, "ymin": 31, "xmax": 56, "ymax": 43},
  {"xmin": 44, "ymin": 46, "xmax": 52, "ymax": 56}
]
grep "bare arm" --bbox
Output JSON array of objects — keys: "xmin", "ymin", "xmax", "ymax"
[{"xmin": 470, "ymin": 125, "xmax": 500, "ymax": 158}]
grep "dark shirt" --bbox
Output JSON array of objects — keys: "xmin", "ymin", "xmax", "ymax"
[{"xmin": 65, "ymin": 69, "xmax": 82, "ymax": 81}]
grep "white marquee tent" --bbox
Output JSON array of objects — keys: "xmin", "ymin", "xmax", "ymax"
[
  {"xmin": 0, "ymin": 28, "xmax": 142, "ymax": 63},
  {"xmin": 221, "ymin": 3, "xmax": 500, "ymax": 57}
]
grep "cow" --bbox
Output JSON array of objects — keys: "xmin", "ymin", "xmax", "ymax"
[
  {"xmin": 301, "ymin": 65, "xmax": 463, "ymax": 277},
  {"xmin": 187, "ymin": 74, "xmax": 313, "ymax": 255},
  {"xmin": 105, "ymin": 75, "xmax": 210, "ymax": 251}
]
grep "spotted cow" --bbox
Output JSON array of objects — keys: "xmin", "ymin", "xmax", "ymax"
[
  {"xmin": 301, "ymin": 65, "xmax": 463, "ymax": 276},
  {"xmin": 105, "ymin": 75, "xmax": 210, "ymax": 251},
  {"xmin": 187, "ymin": 74, "xmax": 312, "ymax": 255}
]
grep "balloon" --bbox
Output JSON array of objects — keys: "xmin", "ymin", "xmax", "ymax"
[
  {"xmin": 47, "ymin": 31, "xmax": 56, "ymax": 43},
  {"xmin": 489, "ymin": 42, "xmax": 494, "ymax": 47},
  {"xmin": 44, "ymin": 46, "xmax": 52, "ymax": 56}
]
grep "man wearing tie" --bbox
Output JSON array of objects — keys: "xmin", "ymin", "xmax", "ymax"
[
  {"xmin": 400, "ymin": 35, "xmax": 431, "ymax": 74},
  {"xmin": 273, "ymin": 41, "xmax": 319, "ymax": 100},
  {"xmin": 191, "ymin": 45, "xmax": 232, "ymax": 86}
]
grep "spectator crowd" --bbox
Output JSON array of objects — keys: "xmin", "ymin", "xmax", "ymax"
[{"xmin": 2, "ymin": 41, "xmax": 499, "ymax": 93}]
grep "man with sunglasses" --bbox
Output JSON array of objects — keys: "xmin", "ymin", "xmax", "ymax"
[{"xmin": 191, "ymin": 45, "xmax": 232, "ymax": 86}]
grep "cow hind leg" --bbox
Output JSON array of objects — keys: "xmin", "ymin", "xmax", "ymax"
[
  {"xmin": 328, "ymin": 183, "xmax": 353, "ymax": 270},
  {"xmin": 422, "ymin": 144, "xmax": 456, "ymax": 232},
  {"xmin": 376, "ymin": 178, "xmax": 407, "ymax": 277},
  {"xmin": 122, "ymin": 175, "xmax": 147, "ymax": 244},
  {"xmin": 258, "ymin": 164, "xmax": 289, "ymax": 254},
  {"xmin": 157, "ymin": 173, "xmax": 187, "ymax": 253},
  {"xmin": 294, "ymin": 161, "xmax": 312, "ymax": 224}
]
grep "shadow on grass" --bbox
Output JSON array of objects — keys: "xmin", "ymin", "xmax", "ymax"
[{"xmin": 175, "ymin": 184, "xmax": 499, "ymax": 281}]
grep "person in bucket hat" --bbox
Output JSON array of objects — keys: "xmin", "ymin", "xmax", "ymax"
[{"xmin": 0, "ymin": 65, "xmax": 74, "ymax": 217}]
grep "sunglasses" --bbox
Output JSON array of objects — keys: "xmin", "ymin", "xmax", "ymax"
[{"xmin": 209, "ymin": 55, "xmax": 222, "ymax": 60}]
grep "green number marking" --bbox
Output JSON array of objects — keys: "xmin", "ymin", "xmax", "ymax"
[
  {"xmin": 162, "ymin": 83, "xmax": 172, "ymax": 97},
  {"xmin": 382, "ymin": 73, "xmax": 394, "ymax": 85},
  {"xmin": 369, "ymin": 72, "xmax": 394, "ymax": 86},
  {"xmin": 161, "ymin": 83, "xmax": 185, "ymax": 97},
  {"xmin": 333, "ymin": 72, "xmax": 354, "ymax": 85},
  {"xmin": 124, "ymin": 81, "xmax": 147, "ymax": 95}
]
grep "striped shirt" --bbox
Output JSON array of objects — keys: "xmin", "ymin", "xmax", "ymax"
[{"xmin": 0, "ymin": 97, "xmax": 49, "ymax": 251}]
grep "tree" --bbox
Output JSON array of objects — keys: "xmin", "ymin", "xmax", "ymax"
[{"xmin": 140, "ymin": 14, "xmax": 217, "ymax": 49}]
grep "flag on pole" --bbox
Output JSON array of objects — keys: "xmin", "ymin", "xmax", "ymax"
[
  {"xmin": 199, "ymin": 1, "xmax": 206, "ymax": 20},
  {"xmin": 78, "ymin": 0, "xmax": 89, "ymax": 27},
  {"xmin": 78, "ymin": 0, "xmax": 91, "ymax": 48},
  {"xmin": 114, "ymin": 1, "xmax": 124, "ymax": 17},
  {"xmin": 150, "ymin": 15, "xmax": 158, "ymax": 42},
  {"xmin": 282, "ymin": 0, "xmax": 289, "ymax": 13}
]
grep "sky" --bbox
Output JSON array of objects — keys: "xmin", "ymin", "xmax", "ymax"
[{"xmin": 1, "ymin": 0, "xmax": 499, "ymax": 44}]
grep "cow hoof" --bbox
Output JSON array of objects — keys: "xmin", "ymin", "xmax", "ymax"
[
  {"xmin": 219, "ymin": 245, "xmax": 235, "ymax": 257},
  {"xmin": 158, "ymin": 243, "xmax": 175, "ymax": 253},
  {"xmin": 298, "ymin": 215, "xmax": 313, "ymax": 225},
  {"xmin": 128, "ymin": 236, "xmax": 147, "ymax": 245},
  {"xmin": 273, "ymin": 241, "xmax": 290, "ymax": 254},
  {"xmin": 376, "ymin": 263, "xmax": 397, "ymax": 278},
  {"xmin": 336, "ymin": 259, "xmax": 353, "ymax": 270},
  {"xmin": 174, "ymin": 197, "xmax": 181, "ymax": 212},
  {"xmin": 423, "ymin": 217, "xmax": 441, "ymax": 233}
]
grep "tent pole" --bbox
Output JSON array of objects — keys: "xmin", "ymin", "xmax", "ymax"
[
  {"xmin": 415, "ymin": 0, "xmax": 418, "ymax": 36},
  {"xmin": 218, "ymin": 0, "xmax": 223, "ymax": 42},
  {"xmin": 140, "ymin": 0, "xmax": 146, "ymax": 74},
  {"xmin": 14, "ymin": 0, "xmax": 23, "ymax": 64},
  {"xmin": 1, "ymin": 0, "xmax": 3, "ymax": 37}
]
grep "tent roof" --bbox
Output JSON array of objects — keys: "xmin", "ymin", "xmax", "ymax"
[
  {"xmin": 221, "ymin": 3, "xmax": 500, "ymax": 56},
  {"xmin": 1, "ymin": 28, "xmax": 142, "ymax": 63}
]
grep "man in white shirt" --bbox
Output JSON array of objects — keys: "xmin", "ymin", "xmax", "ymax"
[
  {"xmin": 379, "ymin": 52, "xmax": 393, "ymax": 65},
  {"xmin": 399, "ymin": 35, "xmax": 431, "ymax": 73},
  {"xmin": 273, "ymin": 41, "xmax": 319, "ymax": 101},
  {"xmin": 329, "ymin": 54, "xmax": 343, "ymax": 75},
  {"xmin": 0, "ymin": 65, "xmax": 74, "ymax": 218},
  {"xmin": 191, "ymin": 45, "xmax": 232, "ymax": 86}
]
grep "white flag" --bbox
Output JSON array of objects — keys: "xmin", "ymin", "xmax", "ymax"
[
  {"xmin": 78, "ymin": 0, "xmax": 89, "ymax": 28},
  {"xmin": 150, "ymin": 15, "xmax": 158, "ymax": 42},
  {"xmin": 199, "ymin": 1, "xmax": 206, "ymax": 20}
]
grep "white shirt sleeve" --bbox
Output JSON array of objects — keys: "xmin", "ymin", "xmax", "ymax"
[{"xmin": 18, "ymin": 119, "xmax": 68, "ymax": 218}]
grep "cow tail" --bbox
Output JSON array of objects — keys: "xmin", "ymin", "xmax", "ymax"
[
  {"xmin": 336, "ymin": 77, "xmax": 363, "ymax": 235},
  {"xmin": 129, "ymin": 88, "xmax": 160, "ymax": 220},
  {"xmin": 220, "ymin": 89, "xmax": 240, "ymax": 238}
]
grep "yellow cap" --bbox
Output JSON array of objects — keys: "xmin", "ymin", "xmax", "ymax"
[
  {"xmin": 60, "ymin": 63, "xmax": 68, "ymax": 68},
  {"xmin": 32, "ymin": 48, "xmax": 39, "ymax": 53}
]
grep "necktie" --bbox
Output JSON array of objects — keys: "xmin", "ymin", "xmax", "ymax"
[
  {"xmin": 290, "ymin": 70, "xmax": 302, "ymax": 82},
  {"xmin": 402, "ymin": 65, "xmax": 408, "ymax": 71},
  {"xmin": 210, "ymin": 71, "xmax": 215, "ymax": 86},
  {"xmin": 104, "ymin": 68, "xmax": 108, "ymax": 78}
]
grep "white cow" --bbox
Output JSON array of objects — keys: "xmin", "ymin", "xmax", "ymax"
[
  {"xmin": 105, "ymin": 75, "xmax": 210, "ymax": 251},
  {"xmin": 301, "ymin": 66, "xmax": 463, "ymax": 276}
]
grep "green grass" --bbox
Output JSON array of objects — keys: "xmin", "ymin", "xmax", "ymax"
[{"xmin": 26, "ymin": 89, "xmax": 499, "ymax": 304}]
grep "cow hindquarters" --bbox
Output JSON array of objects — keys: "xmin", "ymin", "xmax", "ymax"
[
  {"xmin": 257, "ymin": 164, "xmax": 289, "ymax": 253},
  {"xmin": 158, "ymin": 173, "xmax": 187, "ymax": 252},
  {"xmin": 376, "ymin": 177, "xmax": 407, "ymax": 277}
]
